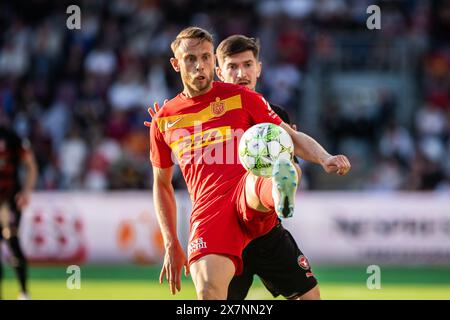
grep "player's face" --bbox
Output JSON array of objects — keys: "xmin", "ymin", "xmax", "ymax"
[
  {"xmin": 216, "ymin": 50, "xmax": 261, "ymax": 91},
  {"xmin": 171, "ymin": 39, "xmax": 215, "ymax": 96}
]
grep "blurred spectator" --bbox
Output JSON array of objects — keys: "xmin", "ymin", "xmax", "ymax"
[
  {"xmin": 105, "ymin": 110, "xmax": 131, "ymax": 141},
  {"xmin": 0, "ymin": 41, "xmax": 29, "ymax": 77},
  {"xmin": 0, "ymin": 0, "xmax": 448, "ymax": 192},
  {"xmin": 84, "ymin": 43, "xmax": 117, "ymax": 76},
  {"xmin": 84, "ymin": 133, "xmax": 122, "ymax": 190},
  {"xmin": 262, "ymin": 62, "xmax": 302, "ymax": 112},
  {"xmin": 378, "ymin": 120, "xmax": 414, "ymax": 166},
  {"xmin": 58, "ymin": 127, "xmax": 88, "ymax": 189},
  {"xmin": 364, "ymin": 157, "xmax": 405, "ymax": 191},
  {"xmin": 416, "ymin": 103, "xmax": 448, "ymax": 137},
  {"xmin": 108, "ymin": 68, "xmax": 146, "ymax": 111},
  {"xmin": 409, "ymin": 150, "xmax": 445, "ymax": 190},
  {"xmin": 41, "ymin": 100, "xmax": 71, "ymax": 152}
]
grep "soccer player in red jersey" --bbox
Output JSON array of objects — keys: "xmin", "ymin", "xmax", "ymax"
[{"xmin": 149, "ymin": 27, "xmax": 350, "ymax": 300}]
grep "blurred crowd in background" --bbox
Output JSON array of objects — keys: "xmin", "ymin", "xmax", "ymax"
[{"xmin": 0, "ymin": 0, "xmax": 449, "ymax": 191}]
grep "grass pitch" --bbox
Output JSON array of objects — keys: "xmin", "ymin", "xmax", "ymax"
[{"xmin": 2, "ymin": 265, "xmax": 450, "ymax": 300}]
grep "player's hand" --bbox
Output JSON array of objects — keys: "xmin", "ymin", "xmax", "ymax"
[
  {"xmin": 322, "ymin": 155, "xmax": 351, "ymax": 176},
  {"xmin": 159, "ymin": 241, "xmax": 189, "ymax": 295},
  {"xmin": 15, "ymin": 191, "xmax": 31, "ymax": 210},
  {"xmin": 144, "ymin": 99, "xmax": 168, "ymax": 127}
]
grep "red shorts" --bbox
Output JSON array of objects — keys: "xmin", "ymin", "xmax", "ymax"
[{"xmin": 188, "ymin": 172, "xmax": 278, "ymax": 275}]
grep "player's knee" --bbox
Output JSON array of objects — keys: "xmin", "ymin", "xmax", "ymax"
[
  {"xmin": 196, "ymin": 280, "xmax": 226, "ymax": 300},
  {"xmin": 245, "ymin": 175, "xmax": 271, "ymax": 212}
]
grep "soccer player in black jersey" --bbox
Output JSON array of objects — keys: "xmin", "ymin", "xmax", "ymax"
[
  {"xmin": 0, "ymin": 115, "xmax": 37, "ymax": 299},
  {"xmin": 215, "ymin": 35, "xmax": 327, "ymax": 300}
]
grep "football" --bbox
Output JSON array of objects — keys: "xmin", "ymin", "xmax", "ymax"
[{"xmin": 238, "ymin": 123, "xmax": 294, "ymax": 177}]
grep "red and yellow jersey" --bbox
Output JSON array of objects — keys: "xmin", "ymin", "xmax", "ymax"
[{"xmin": 150, "ymin": 81, "xmax": 282, "ymax": 219}]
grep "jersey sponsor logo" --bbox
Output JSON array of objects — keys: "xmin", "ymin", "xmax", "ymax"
[
  {"xmin": 297, "ymin": 254, "xmax": 310, "ymax": 270},
  {"xmin": 157, "ymin": 94, "xmax": 242, "ymax": 132},
  {"xmin": 170, "ymin": 126, "xmax": 232, "ymax": 159},
  {"xmin": 188, "ymin": 237, "xmax": 207, "ymax": 255},
  {"xmin": 306, "ymin": 272, "xmax": 315, "ymax": 278}
]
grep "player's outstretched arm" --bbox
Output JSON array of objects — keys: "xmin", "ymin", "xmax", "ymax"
[
  {"xmin": 279, "ymin": 122, "xmax": 351, "ymax": 176},
  {"xmin": 153, "ymin": 165, "xmax": 189, "ymax": 294}
]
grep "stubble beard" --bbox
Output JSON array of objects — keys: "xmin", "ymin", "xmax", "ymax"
[{"xmin": 183, "ymin": 72, "xmax": 213, "ymax": 96}]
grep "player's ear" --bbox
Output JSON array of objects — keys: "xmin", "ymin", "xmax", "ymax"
[
  {"xmin": 256, "ymin": 61, "xmax": 262, "ymax": 79},
  {"xmin": 215, "ymin": 66, "xmax": 225, "ymax": 81},
  {"xmin": 170, "ymin": 57, "xmax": 180, "ymax": 73}
]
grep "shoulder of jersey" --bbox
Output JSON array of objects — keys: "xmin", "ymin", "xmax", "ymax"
[{"xmin": 214, "ymin": 82, "xmax": 260, "ymax": 102}]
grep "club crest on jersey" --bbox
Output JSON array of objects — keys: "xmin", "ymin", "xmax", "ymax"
[
  {"xmin": 297, "ymin": 255, "xmax": 310, "ymax": 270},
  {"xmin": 210, "ymin": 97, "xmax": 225, "ymax": 117}
]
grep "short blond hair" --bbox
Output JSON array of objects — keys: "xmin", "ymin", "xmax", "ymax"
[{"xmin": 170, "ymin": 27, "xmax": 214, "ymax": 55}]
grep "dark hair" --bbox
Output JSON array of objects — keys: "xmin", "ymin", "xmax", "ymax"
[
  {"xmin": 216, "ymin": 35, "xmax": 260, "ymax": 63},
  {"xmin": 171, "ymin": 26, "xmax": 214, "ymax": 55},
  {"xmin": 270, "ymin": 104, "xmax": 291, "ymax": 124}
]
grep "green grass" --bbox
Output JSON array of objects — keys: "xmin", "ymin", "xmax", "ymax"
[{"xmin": 2, "ymin": 265, "xmax": 450, "ymax": 300}]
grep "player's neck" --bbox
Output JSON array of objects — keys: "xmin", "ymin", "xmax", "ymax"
[{"xmin": 182, "ymin": 84, "xmax": 213, "ymax": 98}]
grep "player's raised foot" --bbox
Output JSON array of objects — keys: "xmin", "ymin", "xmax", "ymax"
[{"xmin": 272, "ymin": 158, "xmax": 298, "ymax": 218}]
